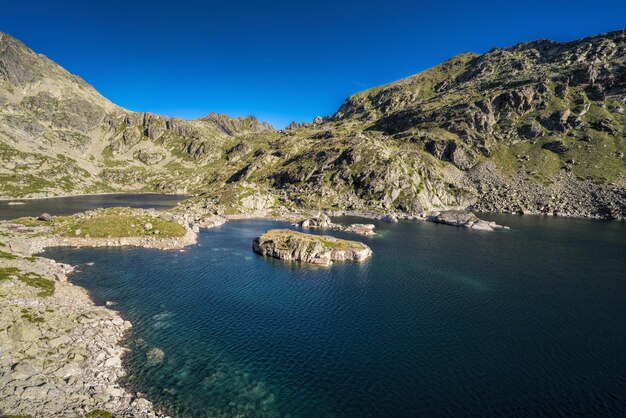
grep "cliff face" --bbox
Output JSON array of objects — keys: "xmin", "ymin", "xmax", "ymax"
[{"xmin": 0, "ymin": 31, "xmax": 624, "ymax": 219}]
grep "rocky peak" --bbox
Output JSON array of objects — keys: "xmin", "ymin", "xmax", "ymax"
[
  {"xmin": 284, "ymin": 115, "xmax": 330, "ymax": 130},
  {"xmin": 0, "ymin": 32, "xmax": 118, "ymax": 114},
  {"xmin": 0, "ymin": 32, "xmax": 40, "ymax": 86},
  {"xmin": 197, "ymin": 112, "xmax": 274, "ymax": 136}
]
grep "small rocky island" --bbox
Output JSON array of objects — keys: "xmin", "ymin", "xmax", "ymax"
[
  {"xmin": 253, "ymin": 229, "xmax": 372, "ymax": 266},
  {"xmin": 294, "ymin": 213, "xmax": 376, "ymax": 236}
]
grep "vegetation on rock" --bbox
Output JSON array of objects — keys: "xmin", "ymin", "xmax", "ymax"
[
  {"xmin": 15, "ymin": 208, "xmax": 187, "ymax": 238},
  {"xmin": 0, "ymin": 266, "xmax": 55, "ymax": 296},
  {"xmin": 253, "ymin": 229, "xmax": 372, "ymax": 265}
]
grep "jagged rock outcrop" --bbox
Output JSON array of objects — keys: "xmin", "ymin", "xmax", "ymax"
[{"xmin": 198, "ymin": 112, "xmax": 274, "ymax": 136}]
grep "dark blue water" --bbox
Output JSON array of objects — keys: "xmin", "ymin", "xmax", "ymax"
[
  {"xmin": 43, "ymin": 215, "xmax": 626, "ymax": 417},
  {"xmin": 0, "ymin": 193, "xmax": 187, "ymax": 220}
]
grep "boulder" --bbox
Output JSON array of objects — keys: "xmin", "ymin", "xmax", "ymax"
[
  {"xmin": 8, "ymin": 321, "xmax": 41, "ymax": 341},
  {"xmin": 542, "ymin": 140, "xmax": 568, "ymax": 154},
  {"xmin": 380, "ymin": 214, "xmax": 399, "ymax": 223},
  {"xmin": 344, "ymin": 224, "xmax": 376, "ymax": 236},
  {"xmin": 293, "ymin": 213, "xmax": 336, "ymax": 229},
  {"xmin": 11, "ymin": 362, "xmax": 41, "ymax": 380},
  {"xmin": 517, "ymin": 123, "xmax": 542, "ymax": 139},
  {"xmin": 37, "ymin": 213, "xmax": 52, "ymax": 221}
]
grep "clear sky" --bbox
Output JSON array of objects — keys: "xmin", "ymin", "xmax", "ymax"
[{"xmin": 1, "ymin": 0, "xmax": 625, "ymax": 128}]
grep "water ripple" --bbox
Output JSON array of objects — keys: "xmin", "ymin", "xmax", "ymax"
[{"xmin": 43, "ymin": 216, "xmax": 626, "ymax": 417}]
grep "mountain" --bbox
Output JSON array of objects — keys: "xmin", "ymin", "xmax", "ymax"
[
  {"xmin": 0, "ymin": 32, "xmax": 274, "ymax": 196},
  {"xmin": 0, "ymin": 31, "xmax": 624, "ymax": 219}
]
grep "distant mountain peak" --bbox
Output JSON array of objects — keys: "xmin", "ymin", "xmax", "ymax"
[{"xmin": 197, "ymin": 112, "xmax": 275, "ymax": 135}]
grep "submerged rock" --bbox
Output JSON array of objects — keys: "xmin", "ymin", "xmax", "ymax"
[
  {"xmin": 147, "ymin": 347, "xmax": 165, "ymax": 365},
  {"xmin": 253, "ymin": 229, "xmax": 372, "ymax": 266}
]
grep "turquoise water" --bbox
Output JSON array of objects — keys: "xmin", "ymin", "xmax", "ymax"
[
  {"xmin": 0, "ymin": 193, "xmax": 186, "ymax": 220},
  {"xmin": 43, "ymin": 215, "xmax": 626, "ymax": 417}
]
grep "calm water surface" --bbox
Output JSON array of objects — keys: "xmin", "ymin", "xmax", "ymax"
[
  {"xmin": 43, "ymin": 214, "xmax": 626, "ymax": 417},
  {"xmin": 0, "ymin": 193, "xmax": 186, "ymax": 220}
]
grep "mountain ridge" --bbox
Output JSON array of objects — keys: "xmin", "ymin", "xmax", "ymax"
[{"xmin": 0, "ymin": 30, "xmax": 624, "ymax": 219}]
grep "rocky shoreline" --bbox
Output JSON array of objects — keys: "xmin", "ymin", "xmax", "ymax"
[
  {"xmin": 0, "ymin": 204, "xmax": 510, "ymax": 417},
  {"xmin": 0, "ymin": 208, "xmax": 206, "ymax": 417},
  {"xmin": 0, "ymin": 241, "xmax": 169, "ymax": 417}
]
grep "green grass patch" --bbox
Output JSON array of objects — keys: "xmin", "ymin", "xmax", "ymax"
[
  {"xmin": 0, "ymin": 250, "xmax": 17, "ymax": 259},
  {"xmin": 0, "ymin": 267, "xmax": 55, "ymax": 296},
  {"xmin": 14, "ymin": 208, "xmax": 187, "ymax": 239},
  {"xmin": 21, "ymin": 307, "xmax": 45, "ymax": 323},
  {"xmin": 18, "ymin": 271, "xmax": 55, "ymax": 297},
  {"xmin": 490, "ymin": 141, "xmax": 563, "ymax": 185},
  {"xmin": 565, "ymin": 130, "xmax": 626, "ymax": 183},
  {"xmin": 0, "ymin": 267, "xmax": 20, "ymax": 281},
  {"xmin": 0, "ymin": 173, "xmax": 56, "ymax": 197},
  {"xmin": 58, "ymin": 213, "xmax": 186, "ymax": 238}
]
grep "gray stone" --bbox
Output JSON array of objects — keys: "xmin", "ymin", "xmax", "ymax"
[
  {"xmin": 8, "ymin": 321, "xmax": 41, "ymax": 342},
  {"xmin": 37, "ymin": 213, "xmax": 52, "ymax": 221}
]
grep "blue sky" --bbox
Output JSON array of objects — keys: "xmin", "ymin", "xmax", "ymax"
[{"xmin": 1, "ymin": 0, "xmax": 625, "ymax": 128}]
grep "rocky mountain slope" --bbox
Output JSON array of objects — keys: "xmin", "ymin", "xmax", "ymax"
[
  {"xmin": 0, "ymin": 32, "xmax": 274, "ymax": 197},
  {"xmin": 0, "ymin": 30, "xmax": 624, "ymax": 219}
]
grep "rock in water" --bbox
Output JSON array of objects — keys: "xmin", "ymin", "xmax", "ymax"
[
  {"xmin": 344, "ymin": 223, "xmax": 376, "ymax": 236},
  {"xmin": 379, "ymin": 214, "xmax": 398, "ymax": 223},
  {"xmin": 426, "ymin": 210, "xmax": 509, "ymax": 231},
  {"xmin": 293, "ymin": 213, "xmax": 336, "ymax": 229},
  {"xmin": 294, "ymin": 215, "xmax": 375, "ymax": 236},
  {"xmin": 252, "ymin": 229, "xmax": 372, "ymax": 266},
  {"xmin": 147, "ymin": 347, "xmax": 165, "ymax": 365}
]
